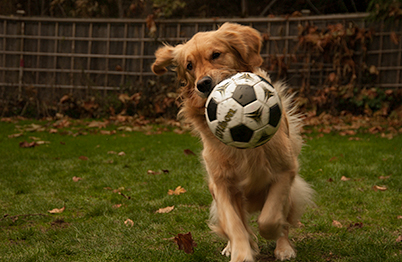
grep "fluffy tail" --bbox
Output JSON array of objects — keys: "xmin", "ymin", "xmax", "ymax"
[{"xmin": 288, "ymin": 175, "xmax": 315, "ymax": 225}]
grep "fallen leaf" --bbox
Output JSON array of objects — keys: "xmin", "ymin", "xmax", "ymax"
[
  {"xmin": 168, "ymin": 186, "xmax": 187, "ymax": 195},
  {"xmin": 79, "ymin": 156, "xmax": 88, "ymax": 161},
  {"xmin": 397, "ymin": 215, "xmax": 402, "ymax": 220},
  {"xmin": 341, "ymin": 176, "xmax": 351, "ymax": 181},
  {"xmin": 8, "ymin": 133, "xmax": 23, "ymax": 138},
  {"xmin": 147, "ymin": 170, "xmax": 161, "ymax": 175},
  {"xmin": 118, "ymin": 151, "xmax": 126, "ymax": 156},
  {"xmin": 372, "ymin": 185, "xmax": 387, "ymax": 191},
  {"xmin": 174, "ymin": 232, "xmax": 197, "ymax": 254},
  {"xmin": 329, "ymin": 156, "xmax": 338, "ymax": 162},
  {"xmin": 124, "ymin": 218, "xmax": 134, "ymax": 227},
  {"xmin": 348, "ymin": 137, "xmax": 361, "ymax": 141},
  {"xmin": 113, "ymin": 204, "xmax": 123, "ymax": 208},
  {"xmin": 332, "ymin": 220, "xmax": 343, "ymax": 228},
  {"xmin": 100, "ymin": 130, "xmax": 114, "ymax": 135},
  {"xmin": 327, "ymin": 178, "xmax": 334, "ymax": 182},
  {"xmin": 107, "ymin": 151, "xmax": 117, "ymax": 154},
  {"xmin": 48, "ymin": 206, "xmax": 65, "ymax": 214},
  {"xmin": 19, "ymin": 141, "xmax": 38, "ymax": 148},
  {"xmin": 87, "ymin": 121, "xmax": 108, "ymax": 128},
  {"xmin": 379, "ymin": 175, "xmax": 391, "ymax": 180},
  {"xmin": 347, "ymin": 222, "xmax": 363, "ymax": 231},
  {"xmin": 72, "ymin": 176, "xmax": 82, "ymax": 182},
  {"xmin": 36, "ymin": 141, "xmax": 50, "ymax": 145},
  {"xmin": 155, "ymin": 206, "xmax": 174, "ymax": 214},
  {"xmin": 396, "ymin": 235, "xmax": 402, "ymax": 242},
  {"xmin": 183, "ymin": 149, "xmax": 195, "ymax": 156},
  {"xmin": 297, "ymin": 221, "xmax": 305, "ymax": 228}
]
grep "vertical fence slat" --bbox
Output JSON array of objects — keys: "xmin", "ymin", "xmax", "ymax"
[
  {"xmin": 120, "ymin": 22, "xmax": 128, "ymax": 87},
  {"xmin": 104, "ymin": 23, "xmax": 111, "ymax": 94},
  {"xmin": 140, "ymin": 23, "xmax": 145, "ymax": 83},
  {"xmin": 53, "ymin": 22, "xmax": 59, "ymax": 90},
  {"xmin": 1, "ymin": 20, "xmax": 6, "ymax": 89},
  {"xmin": 18, "ymin": 21, "xmax": 25, "ymax": 100},
  {"xmin": 70, "ymin": 22, "xmax": 76, "ymax": 93},
  {"xmin": 35, "ymin": 22, "xmax": 41, "ymax": 86},
  {"xmin": 86, "ymin": 22, "xmax": 93, "ymax": 93}
]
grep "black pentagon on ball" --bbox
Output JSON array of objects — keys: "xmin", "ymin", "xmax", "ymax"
[
  {"xmin": 230, "ymin": 124, "xmax": 254, "ymax": 143},
  {"xmin": 269, "ymin": 104, "xmax": 281, "ymax": 127},
  {"xmin": 206, "ymin": 98, "xmax": 218, "ymax": 122},
  {"xmin": 232, "ymin": 85, "xmax": 256, "ymax": 106}
]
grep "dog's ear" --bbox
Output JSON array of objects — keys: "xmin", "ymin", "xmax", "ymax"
[
  {"xmin": 152, "ymin": 44, "xmax": 177, "ymax": 75},
  {"xmin": 218, "ymin": 23, "xmax": 263, "ymax": 68}
]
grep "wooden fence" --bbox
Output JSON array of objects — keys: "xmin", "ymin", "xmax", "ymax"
[{"xmin": 0, "ymin": 13, "xmax": 401, "ymax": 98}]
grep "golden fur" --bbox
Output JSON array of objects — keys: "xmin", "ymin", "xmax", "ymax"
[{"xmin": 152, "ymin": 22, "xmax": 314, "ymax": 262}]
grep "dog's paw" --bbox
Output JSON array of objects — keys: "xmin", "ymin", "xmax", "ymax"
[
  {"xmin": 274, "ymin": 245, "xmax": 296, "ymax": 261},
  {"xmin": 221, "ymin": 241, "xmax": 231, "ymax": 257}
]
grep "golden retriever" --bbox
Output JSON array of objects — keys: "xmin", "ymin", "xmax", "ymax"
[{"xmin": 151, "ymin": 22, "xmax": 314, "ymax": 262}]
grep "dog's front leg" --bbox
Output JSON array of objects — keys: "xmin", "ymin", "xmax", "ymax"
[
  {"xmin": 257, "ymin": 170, "xmax": 296, "ymax": 261},
  {"xmin": 209, "ymin": 180, "xmax": 256, "ymax": 262}
]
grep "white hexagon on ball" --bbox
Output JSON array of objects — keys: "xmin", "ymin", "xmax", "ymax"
[{"xmin": 205, "ymin": 72, "xmax": 282, "ymax": 149}]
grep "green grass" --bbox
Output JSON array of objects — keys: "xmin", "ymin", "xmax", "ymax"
[{"xmin": 0, "ymin": 120, "xmax": 401, "ymax": 261}]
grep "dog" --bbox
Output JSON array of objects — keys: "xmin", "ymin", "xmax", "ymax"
[{"xmin": 151, "ymin": 22, "xmax": 314, "ymax": 262}]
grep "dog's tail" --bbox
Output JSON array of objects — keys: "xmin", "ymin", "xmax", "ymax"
[{"xmin": 288, "ymin": 175, "xmax": 315, "ymax": 225}]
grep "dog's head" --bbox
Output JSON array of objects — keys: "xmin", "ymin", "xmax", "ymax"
[{"xmin": 151, "ymin": 23, "xmax": 263, "ymax": 104}]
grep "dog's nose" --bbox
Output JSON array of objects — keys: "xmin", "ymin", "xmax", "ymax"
[{"xmin": 196, "ymin": 76, "xmax": 213, "ymax": 96}]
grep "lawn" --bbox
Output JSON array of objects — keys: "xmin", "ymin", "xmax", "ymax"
[{"xmin": 0, "ymin": 118, "xmax": 401, "ymax": 262}]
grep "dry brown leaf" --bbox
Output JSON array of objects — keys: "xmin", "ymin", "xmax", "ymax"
[
  {"xmin": 173, "ymin": 232, "xmax": 197, "ymax": 254},
  {"xmin": 49, "ymin": 128, "xmax": 58, "ymax": 134},
  {"xmin": 341, "ymin": 176, "xmax": 351, "ymax": 181},
  {"xmin": 168, "ymin": 186, "xmax": 187, "ymax": 195},
  {"xmin": 87, "ymin": 121, "xmax": 108, "ymax": 129},
  {"xmin": 36, "ymin": 141, "xmax": 50, "ymax": 145},
  {"xmin": 347, "ymin": 222, "xmax": 363, "ymax": 231},
  {"xmin": 155, "ymin": 206, "xmax": 175, "ymax": 214},
  {"xmin": 48, "ymin": 206, "xmax": 65, "ymax": 214},
  {"xmin": 397, "ymin": 215, "xmax": 402, "ymax": 220},
  {"xmin": 60, "ymin": 95, "xmax": 70, "ymax": 103},
  {"xmin": 183, "ymin": 149, "xmax": 195, "ymax": 156},
  {"xmin": 379, "ymin": 175, "xmax": 391, "ymax": 180},
  {"xmin": 329, "ymin": 156, "xmax": 338, "ymax": 162},
  {"xmin": 19, "ymin": 141, "xmax": 38, "ymax": 148},
  {"xmin": 8, "ymin": 133, "xmax": 23, "ymax": 138},
  {"xmin": 124, "ymin": 218, "xmax": 134, "ymax": 227},
  {"xmin": 332, "ymin": 220, "xmax": 343, "ymax": 228},
  {"xmin": 72, "ymin": 176, "xmax": 82, "ymax": 182},
  {"xmin": 118, "ymin": 151, "xmax": 126, "ymax": 156},
  {"xmin": 396, "ymin": 235, "xmax": 402, "ymax": 243},
  {"xmin": 113, "ymin": 204, "xmax": 123, "ymax": 208},
  {"xmin": 100, "ymin": 130, "xmax": 114, "ymax": 135},
  {"xmin": 372, "ymin": 185, "xmax": 387, "ymax": 191},
  {"xmin": 79, "ymin": 156, "xmax": 88, "ymax": 161}
]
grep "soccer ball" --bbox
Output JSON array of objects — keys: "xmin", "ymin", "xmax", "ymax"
[{"xmin": 205, "ymin": 72, "xmax": 282, "ymax": 149}]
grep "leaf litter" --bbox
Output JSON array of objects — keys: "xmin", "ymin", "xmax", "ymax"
[
  {"xmin": 173, "ymin": 232, "xmax": 197, "ymax": 254},
  {"xmin": 168, "ymin": 186, "xmax": 186, "ymax": 195}
]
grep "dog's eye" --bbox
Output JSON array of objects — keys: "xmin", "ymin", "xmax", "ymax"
[
  {"xmin": 212, "ymin": 52, "xmax": 221, "ymax": 60},
  {"xmin": 187, "ymin": 62, "xmax": 193, "ymax": 71}
]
